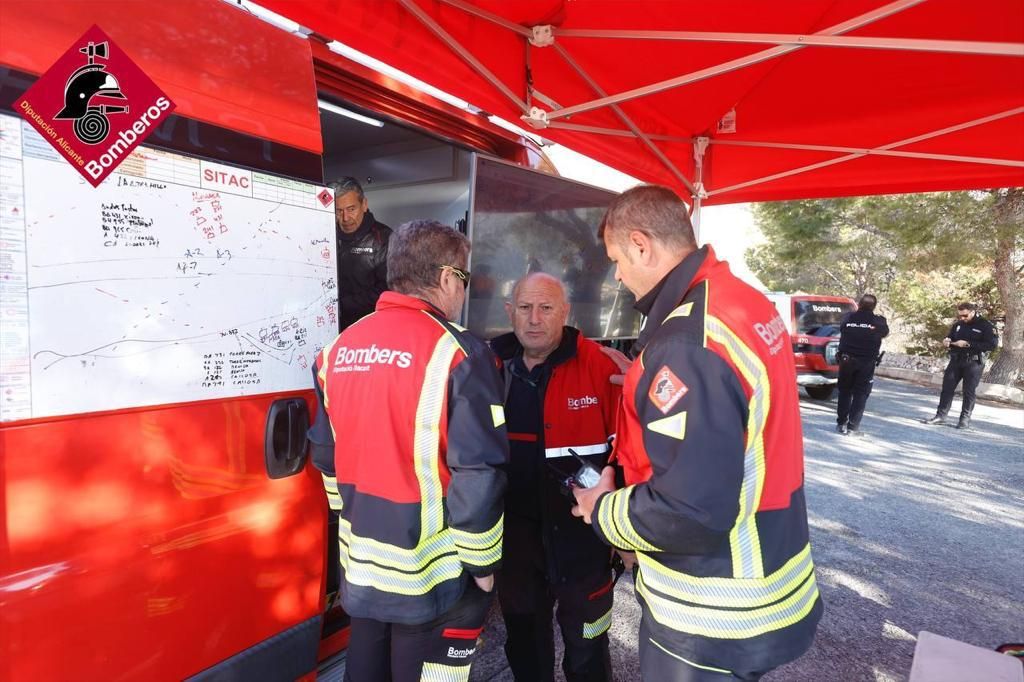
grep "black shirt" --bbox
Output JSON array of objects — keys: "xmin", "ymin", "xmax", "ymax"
[
  {"xmin": 946, "ymin": 316, "xmax": 998, "ymax": 357},
  {"xmin": 838, "ymin": 309, "xmax": 889, "ymax": 358}
]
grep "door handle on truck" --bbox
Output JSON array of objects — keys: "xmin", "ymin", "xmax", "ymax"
[{"xmin": 264, "ymin": 398, "xmax": 310, "ymax": 479}]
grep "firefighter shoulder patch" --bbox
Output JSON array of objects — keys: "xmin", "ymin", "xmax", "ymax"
[{"xmin": 648, "ymin": 365, "xmax": 688, "ymax": 414}]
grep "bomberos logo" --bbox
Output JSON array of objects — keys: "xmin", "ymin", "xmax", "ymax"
[
  {"xmin": 15, "ymin": 25, "xmax": 175, "ymax": 187},
  {"xmin": 567, "ymin": 395, "xmax": 599, "ymax": 410},
  {"xmin": 333, "ymin": 344, "xmax": 413, "ymax": 373}
]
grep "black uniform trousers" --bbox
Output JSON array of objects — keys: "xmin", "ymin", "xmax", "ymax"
[
  {"xmin": 836, "ymin": 353, "xmax": 876, "ymax": 430},
  {"xmin": 497, "ymin": 517, "xmax": 613, "ymax": 682},
  {"xmin": 344, "ymin": 581, "xmax": 493, "ymax": 682},
  {"xmin": 638, "ymin": 617, "xmax": 769, "ymax": 681},
  {"xmin": 937, "ymin": 355, "xmax": 984, "ymax": 419}
]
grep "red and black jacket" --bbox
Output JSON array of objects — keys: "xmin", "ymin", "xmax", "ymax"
[
  {"xmin": 313, "ymin": 291, "xmax": 508, "ymax": 625},
  {"xmin": 593, "ymin": 246, "xmax": 822, "ymax": 672},
  {"xmin": 491, "ymin": 327, "xmax": 621, "ymax": 582}
]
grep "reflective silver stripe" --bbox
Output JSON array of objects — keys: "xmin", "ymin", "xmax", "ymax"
[
  {"xmin": 415, "ymin": 332, "xmax": 461, "ymax": 541},
  {"xmin": 339, "ymin": 518, "xmax": 454, "ymax": 572},
  {"xmin": 321, "ymin": 473, "xmax": 342, "ymax": 512},
  {"xmin": 338, "ymin": 520, "xmax": 463, "ymax": 596},
  {"xmin": 583, "ymin": 607, "xmax": 613, "ymax": 639},
  {"xmin": 544, "ymin": 442, "xmax": 607, "ymax": 459},
  {"xmin": 420, "ymin": 662, "xmax": 471, "ymax": 682},
  {"xmin": 636, "ymin": 568, "xmax": 819, "ymax": 639},
  {"xmin": 706, "ymin": 315, "xmax": 769, "ymax": 579},
  {"xmin": 451, "ymin": 514, "xmax": 503, "ymax": 567},
  {"xmin": 596, "ymin": 486, "xmax": 660, "ymax": 553},
  {"xmin": 637, "ymin": 543, "xmax": 815, "ymax": 608}
]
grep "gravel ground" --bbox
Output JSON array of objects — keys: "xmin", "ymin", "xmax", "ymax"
[{"xmin": 470, "ymin": 378, "xmax": 1024, "ymax": 681}]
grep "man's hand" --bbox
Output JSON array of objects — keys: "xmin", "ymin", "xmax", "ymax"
[
  {"xmin": 600, "ymin": 346, "xmax": 632, "ymax": 386},
  {"xmin": 952, "ymin": 340, "xmax": 969, "ymax": 348},
  {"xmin": 943, "ymin": 337, "xmax": 952, "ymax": 348},
  {"xmin": 473, "ymin": 574, "xmax": 495, "ymax": 593},
  {"xmin": 571, "ymin": 466, "xmax": 617, "ymax": 525}
]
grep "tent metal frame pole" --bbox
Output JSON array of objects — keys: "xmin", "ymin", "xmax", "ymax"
[
  {"xmin": 710, "ymin": 138, "xmax": 1024, "ymax": 168},
  {"xmin": 546, "ymin": 0, "xmax": 926, "ymax": 121},
  {"xmin": 548, "ymin": 122, "xmax": 1023, "ymax": 168},
  {"xmin": 553, "ymin": 29, "xmax": 1024, "ymax": 57},
  {"xmin": 552, "ymin": 43, "xmax": 698, "ymax": 196},
  {"xmin": 438, "ymin": 0, "xmax": 532, "ymax": 37},
  {"xmin": 707, "ymin": 107, "xmax": 1024, "ymax": 197},
  {"xmin": 397, "ymin": 0, "xmax": 529, "ymax": 113}
]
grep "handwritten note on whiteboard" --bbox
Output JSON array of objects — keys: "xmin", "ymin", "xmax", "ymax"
[{"xmin": 0, "ymin": 113, "xmax": 337, "ymax": 421}]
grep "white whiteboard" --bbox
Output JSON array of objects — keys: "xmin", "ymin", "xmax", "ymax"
[{"xmin": 0, "ymin": 113, "xmax": 337, "ymax": 421}]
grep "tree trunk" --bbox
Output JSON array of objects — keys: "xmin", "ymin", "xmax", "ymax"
[{"xmin": 986, "ymin": 191, "xmax": 1024, "ymax": 386}]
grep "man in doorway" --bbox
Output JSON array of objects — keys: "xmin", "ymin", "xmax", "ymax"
[
  {"xmin": 330, "ymin": 176, "xmax": 391, "ymax": 331},
  {"xmin": 490, "ymin": 272, "xmax": 621, "ymax": 682},
  {"xmin": 923, "ymin": 302, "xmax": 998, "ymax": 430},
  {"xmin": 835, "ymin": 294, "xmax": 889, "ymax": 436},
  {"xmin": 313, "ymin": 220, "xmax": 508, "ymax": 681},
  {"xmin": 572, "ymin": 185, "xmax": 822, "ymax": 681}
]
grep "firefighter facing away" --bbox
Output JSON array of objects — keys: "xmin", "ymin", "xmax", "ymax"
[
  {"xmin": 923, "ymin": 302, "xmax": 998, "ymax": 430},
  {"xmin": 312, "ymin": 220, "xmax": 508, "ymax": 681},
  {"xmin": 835, "ymin": 294, "xmax": 890, "ymax": 436},
  {"xmin": 572, "ymin": 185, "xmax": 822, "ymax": 681},
  {"xmin": 490, "ymin": 272, "xmax": 622, "ymax": 682}
]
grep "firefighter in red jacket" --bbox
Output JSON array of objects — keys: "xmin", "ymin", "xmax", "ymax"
[
  {"xmin": 490, "ymin": 273, "xmax": 622, "ymax": 682},
  {"xmin": 573, "ymin": 186, "xmax": 822, "ymax": 681},
  {"xmin": 312, "ymin": 220, "xmax": 508, "ymax": 682}
]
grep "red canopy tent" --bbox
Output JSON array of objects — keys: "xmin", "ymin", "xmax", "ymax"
[{"xmin": 261, "ymin": 0, "xmax": 1024, "ymax": 207}]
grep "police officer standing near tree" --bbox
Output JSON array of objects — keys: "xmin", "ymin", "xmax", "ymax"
[
  {"xmin": 835, "ymin": 294, "xmax": 889, "ymax": 436},
  {"xmin": 923, "ymin": 302, "xmax": 998, "ymax": 430}
]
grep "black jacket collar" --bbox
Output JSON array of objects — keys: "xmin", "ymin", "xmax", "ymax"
[{"xmin": 635, "ymin": 246, "xmax": 708, "ymax": 351}]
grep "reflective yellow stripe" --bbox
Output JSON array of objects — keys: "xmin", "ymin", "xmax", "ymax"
[
  {"xmin": 637, "ymin": 568, "xmax": 819, "ymax": 639},
  {"xmin": 490, "ymin": 404, "xmax": 505, "ymax": 428},
  {"xmin": 451, "ymin": 514, "xmax": 503, "ymax": 567},
  {"xmin": 665, "ymin": 302, "xmax": 693, "ymax": 321},
  {"xmin": 648, "ymin": 638, "xmax": 731, "ymax": 674},
  {"xmin": 647, "ymin": 412, "xmax": 687, "ymax": 440},
  {"xmin": 321, "ymin": 473, "xmax": 342, "ymax": 512},
  {"xmin": 583, "ymin": 607, "xmax": 613, "ymax": 639},
  {"xmin": 338, "ymin": 518, "xmax": 454, "ymax": 572},
  {"xmin": 596, "ymin": 486, "xmax": 661, "ymax": 553},
  {"xmin": 637, "ymin": 543, "xmax": 815, "ymax": 608},
  {"xmin": 337, "ymin": 519, "xmax": 463, "ymax": 596},
  {"xmin": 415, "ymin": 332, "xmax": 461, "ymax": 541},
  {"xmin": 421, "ymin": 662, "xmax": 470, "ymax": 682},
  {"xmin": 706, "ymin": 315, "xmax": 769, "ymax": 579},
  {"xmin": 318, "ymin": 345, "xmax": 332, "ymax": 407}
]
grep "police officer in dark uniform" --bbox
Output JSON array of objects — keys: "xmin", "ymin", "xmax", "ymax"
[
  {"xmin": 836, "ymin": 294, "xmax": 889, "ymax": 436},
  {"xmin": 329, "ymin": 176, "xmax": 392, "ymax": 331},
  {"xmin": 923, "ymin": 302, "xmax": 998, "ymax": 430}
]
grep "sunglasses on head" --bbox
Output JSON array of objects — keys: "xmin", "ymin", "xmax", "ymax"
[{"xmin": 437, "ymin": 264, "xmax": 470, "ymax": 288}]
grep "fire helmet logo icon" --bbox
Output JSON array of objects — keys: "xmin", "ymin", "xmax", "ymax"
[{"xmin": 54, "ymin": 40, "xmax": 129, "ymax": 145}]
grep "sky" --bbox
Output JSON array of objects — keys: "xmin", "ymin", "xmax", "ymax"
[{"xmin": 544, "ymin": 144, "xmax": 767, "ymax": 290}]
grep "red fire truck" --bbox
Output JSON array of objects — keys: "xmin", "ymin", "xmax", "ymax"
[{"xmin": 767, "ymin": 294, "xmax": 858, "ymax": 400}]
